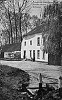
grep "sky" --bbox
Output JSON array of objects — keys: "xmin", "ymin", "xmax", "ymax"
[
  {"xmin": 19, "ymin": 0, "xmax": 54, "ymax": 18},
  {"xmin": 29, "ymin": 0, "xmax": 53, "ymax": 18},
  {"xmin": 25, "ymin": 0, "xmax": 62, "ymax": 18}
]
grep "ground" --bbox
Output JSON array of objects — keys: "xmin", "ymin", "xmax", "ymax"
[
  {"xmin": 0, "ymin": 64, "xmax": 30, "ymax": 100},
  {"xmin": 0, "ymin": 60, "xmax": 61, "ymax": 90}
]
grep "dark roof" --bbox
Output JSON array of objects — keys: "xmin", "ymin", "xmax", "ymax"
[
  {"xmin": 23, "ymin": 25, "xmax": 42, "ymax": 38},
  {"xmin": 23, "ymin": 22, "xmax": 49, "ymax": 38},
  {"xmin": 1, "ymin": 43, "xmax": 20, "ymax": 52}
]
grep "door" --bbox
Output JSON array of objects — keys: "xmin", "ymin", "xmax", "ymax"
[
  {"xmin": 33, "ymin": 50, "xmax": 35, "ymax": 61},
  {"xmin": 24, "ymin": 50, "xmax": 26, "ymax": 59},
  {"xmin": 0, "ymin": 52, "xmax": 4, "ymax": 58}
]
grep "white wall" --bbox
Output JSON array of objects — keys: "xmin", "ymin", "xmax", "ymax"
[
  {"xmin": 4, "ymin": 52, "xmax": 14, "ymax": 58},
  {"xmin": 21, "ymin": 33, "xmax": 48, "ymax": 62},
  {"xmin": 4, "ymin": 52, "xmax": 10, "ymax": 58}
]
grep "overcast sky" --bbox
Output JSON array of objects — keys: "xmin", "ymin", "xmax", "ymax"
[
  {"xmin": 8, "ymin": 0, "xmax": 62, "ymax": 18},
  {"xmin": 25, "ymin": 0, "xmax": 62, "ymax": 18},
  {"xmin": 19, "ymin": 0, "xmax": 53, "ymax": 18}
]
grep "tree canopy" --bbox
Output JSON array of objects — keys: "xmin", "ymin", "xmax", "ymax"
[
  {"xmin": 43, "ymin": 0, "xmax": 62, "ymax": 55},
  {"xmin": 0, "ymin": 0, "xmax": 40, "ymax": 45}
]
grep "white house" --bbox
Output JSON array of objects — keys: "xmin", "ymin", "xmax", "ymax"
[{"xmin": 21, "ymin": 26, "xmax": 48, "ymax": 62}]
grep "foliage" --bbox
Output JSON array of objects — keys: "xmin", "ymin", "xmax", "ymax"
[
  {"xmin": 43, "ymin": 1, "xmax": 62, "ymax": 55},
  {"xmin": 21, "ymin": 13, "xmax": 32, "ymax": 32},
  {"xmin": 31, "ymin": 15, "xmax": 40, "ymax": 29}
]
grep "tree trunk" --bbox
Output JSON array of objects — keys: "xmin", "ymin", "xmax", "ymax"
[
  {"xmin": 19, "ymin": 14, "xmax": 22, "ymax": 58},
  {"xmin": 8, "ymin": 30, "xmax": 10, "ymax": 44},
  {"xmin": 9, "ymin": 23, "xmax": 12, "ymax": 44},
  {"xmin": 25, "ymin": 22, "xmax": 27, "ymax": 34},
  {"xmin": 18, "ymin": 3, "xmax": 22, "ymax": 58},
  {"xmin": 15, "ymin": 15, "xmax": 17, "ymax": 42},
  {"xmin": 14, "ymin": 8, "xmax": 17, "ymax": 43},
  {"xmin": 8, "ymin": 8, "xmax": 13, "ymax": 44}
]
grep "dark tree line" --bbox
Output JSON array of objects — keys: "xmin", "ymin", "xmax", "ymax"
[{"xmin": 42, "ymin": 0, "xmax": 62, "ymax": 65}]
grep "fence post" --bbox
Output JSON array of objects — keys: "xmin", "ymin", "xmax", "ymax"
[
  {"xmin": 59, "ymin": 76, "xmax": 62, "ymax": 97},
  {"xmin": 39, "ymin": 73, "xmax": 42, "ymax": 91}
]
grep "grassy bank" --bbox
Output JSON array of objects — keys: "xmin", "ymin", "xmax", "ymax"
[{"xmin": 0, "ymin": 65, "xmax": 30, "ymax": 100}]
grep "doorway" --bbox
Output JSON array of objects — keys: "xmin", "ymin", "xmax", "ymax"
[
  {"xmin": 1, "ymin": 52, "xmax": 4, "ymax": 58},
  {"xmin": 24, "ymin": 50, "xmax": 26, "ymax": 59},
  {"xmin": 33, "ymin": 50, "xmax": 35, "ymax": 61}
]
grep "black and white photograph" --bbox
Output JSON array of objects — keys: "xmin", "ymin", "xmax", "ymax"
[{"xmin": 0, "ymin": 0, "xmax": 62, "ymax": 99}]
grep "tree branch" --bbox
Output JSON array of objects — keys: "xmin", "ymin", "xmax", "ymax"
[
  {"xmin": 21, "ymin": 0, "xmax": 26, "ymax": 9},
  {"xmin": 21, "ymin": 0, "xmax": 27, "ymax": 12}
]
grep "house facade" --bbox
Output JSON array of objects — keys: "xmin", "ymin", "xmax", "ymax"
[{"xmin": 21, "ymin": 26, "xmax": 48, "ymax": 62}]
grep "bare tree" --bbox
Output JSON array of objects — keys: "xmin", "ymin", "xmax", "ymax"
[
  {"xmin": 8, "ymin": 7, "xmax": 13, "ymax": 44},
  {"xmin": 12, "ymin": 0, "xmax": 17, "ymax": 43},
  {"xmin": 7, "ymin": 0, "xmax": 31, "ymax": 44},
  {"xmin": 17, "ymin": 0, "xmax": 30, "ymax": 49},
  {"xmin": 0, "ymin": 0, "xmax": 11, "ymax": 44},
  {"xmin": 0, "ymin": 0, "xmax": 32, "ymax": 46}
]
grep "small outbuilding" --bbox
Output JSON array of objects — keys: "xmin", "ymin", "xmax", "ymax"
[{"xmin": 0, "ymin": 43, "xmax": 21, "ymax": 59}]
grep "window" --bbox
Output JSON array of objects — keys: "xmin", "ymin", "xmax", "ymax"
[
  {"xmin": 43, "ymin": 51, "xmax": 45, "ymax": 59},
  {"xmin": 30, "ymin": 50, "xmax": 32, "ymax": 58},
  {"xmin": 24, "ymin": 41, "xmax": 26, "ymax": 46},
  {"xmin": 37, "ymin": 37, "xmax": 40, "ymax": 46},
  {"xmin": 37, "ymin": 50, "xmax": 40, "ymax": 59},
  {"xmin": 30, "ymin": 40, "xmax": 32, "ymax": 45}
]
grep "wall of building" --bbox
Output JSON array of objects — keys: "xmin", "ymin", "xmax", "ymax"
[
  {"xmin": 21, "ymin": 33, "xmax": 48, "ymax": 62},
  {"xmin": 4, "ymin": 52, "xmax": 10, "ymax": 58},
  {"xmin": 4, "ymin": 52, "xmax": 14, "ymax": 58}
]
